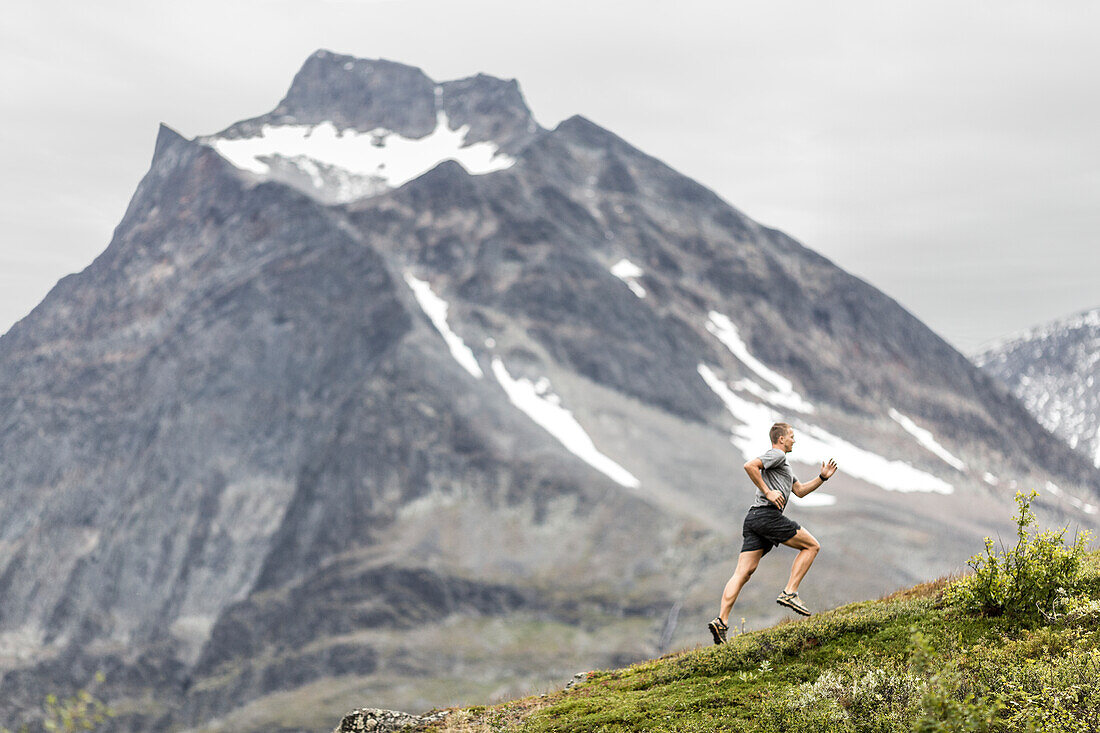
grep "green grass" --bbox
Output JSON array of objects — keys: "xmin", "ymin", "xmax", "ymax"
[{"xmin": 421, "ymin": 552, "xmax": 1100, "ymax": 732}]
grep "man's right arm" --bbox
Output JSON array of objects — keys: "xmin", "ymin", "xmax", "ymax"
[{"xmin": 744, "ymin": 458, "xmax": 785, "ymax": 510}]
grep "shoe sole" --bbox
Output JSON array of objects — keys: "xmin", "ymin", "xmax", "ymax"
[
  {"xmin": 776, "ymin": 597, "xmax": 811, "ymax": 616},
  {"xmin": 707, "ymin": 621, "xmax": 728, "ymax": 645}
]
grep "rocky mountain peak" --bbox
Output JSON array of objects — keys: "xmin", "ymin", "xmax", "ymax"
[
  {"xmin": 271, "ymin": 51, "xmax": 439, "ymax": 135},
  {"xmin": 220, "ymin": 50, "xmax": 538, "ymax": 145},
  {"xmin": 203, "ymin": 51, "xmax": 537, "ymax": 205},
  {"xmin": 438, "ymin": 72, "xmax": 539, "ymax": 151}
]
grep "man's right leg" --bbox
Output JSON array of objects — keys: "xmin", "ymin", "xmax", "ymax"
[
  {"xmin": 718, "ymin": 549, "xmax": 765, "ymax": 624},
  {"xmin": 776, "ymin": 528, "xmax": 820, "ymax": 616},
  {"xmin": 780, "ymin": 528, "xmax": 820, "ymax": 595}
]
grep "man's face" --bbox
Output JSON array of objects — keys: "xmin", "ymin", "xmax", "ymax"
[{"xmin": 778, "ymin": 429, "xmax": 795, "ymax": 453}]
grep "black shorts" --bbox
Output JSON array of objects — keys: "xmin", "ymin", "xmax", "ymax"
[{"xmin": 741, "ymin": 505, "xmax": 801, "ymax": 555}]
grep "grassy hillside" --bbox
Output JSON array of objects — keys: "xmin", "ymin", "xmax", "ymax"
[{"xmin": 408, "ymin": 494, "xmax": 1100, "ymax": 732}]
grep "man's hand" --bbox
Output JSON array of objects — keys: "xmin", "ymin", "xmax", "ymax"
[
  {"xmin": 766, "ymin": 489, "xmax": 786, "ymax": 510},
  {"xmin": 820, "ymin": 458, "xmax": 838, "ymax": 480}
]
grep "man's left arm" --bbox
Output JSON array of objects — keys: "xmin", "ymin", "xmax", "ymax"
[{"xmin": 792, "ymin": 459, "xmax": 838, "ymax": 497}]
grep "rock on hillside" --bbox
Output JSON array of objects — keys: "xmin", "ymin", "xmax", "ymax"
[{"xmin": 332, "ymin": 708, "xmax": 448, "ymax": 733}]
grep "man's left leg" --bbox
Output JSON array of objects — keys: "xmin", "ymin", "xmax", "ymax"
[
  {"xmin": 777, "ymin": 528, "xmax": 820, "ymax": 615},
  {"xmin": 709, "ymin": 549, "xmax": 765, "ymax": 644}
]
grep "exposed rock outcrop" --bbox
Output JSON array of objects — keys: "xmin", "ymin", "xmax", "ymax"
[{"xmin": 333, "ymin": 708, "xmax": 448, "ymax": 733}]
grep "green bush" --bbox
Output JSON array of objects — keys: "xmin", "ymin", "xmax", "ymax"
[{"xmin": 947, "ymin": 491, "xmax": 1091, "ymax": 620}]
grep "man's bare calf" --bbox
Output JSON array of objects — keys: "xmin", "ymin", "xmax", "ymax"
[
  {"xmin": 781, "ymin": 528, "xmax": 820, "ymax": 596},
  {"xmin": 718, "ymin": 549, "xmax": 764, "ymax": 623}
]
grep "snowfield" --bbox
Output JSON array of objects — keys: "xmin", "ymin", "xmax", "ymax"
[{"xmin": 207, "ymin": 111, "xmax": 514, "ymax": 202}]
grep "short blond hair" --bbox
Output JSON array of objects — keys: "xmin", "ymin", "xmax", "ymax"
[{"xmin": 769, "ymin": 422, "xmax": 792, "ymax": 445}]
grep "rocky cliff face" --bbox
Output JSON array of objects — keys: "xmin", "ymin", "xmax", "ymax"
[
  {"xmin": 974, "ymin": 307, "xmax": 1100, "ymax": 472},
  {"xmin": 2, "ymin": 50, "xmax": 1098, "ymax": 732}
]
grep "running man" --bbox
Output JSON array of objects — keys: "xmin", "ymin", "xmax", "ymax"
[{"xmin": 708, "ymin": 422, "xmax": 838, "ymax": 644}]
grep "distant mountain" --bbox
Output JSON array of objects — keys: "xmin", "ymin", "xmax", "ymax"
[
  {"xmin": 974, "ymin": 307, "xmax": 1100, "ymax": 472},
  {"xmin": 1, "ymin": 50, "xmax": 1098, "ymax": 732}
]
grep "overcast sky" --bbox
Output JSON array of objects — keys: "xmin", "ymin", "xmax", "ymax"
[{"xmin": 2, "ymin": 0, "xmax": 1098, "ymax": 353}]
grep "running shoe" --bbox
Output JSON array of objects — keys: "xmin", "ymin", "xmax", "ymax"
[
  {"xmin": 776, "ymin": 591, "xmax": 811, "ymax": 616},
  {"xmin": 707, "ymin": 617, "xmax": 729, "ymax": 645}
]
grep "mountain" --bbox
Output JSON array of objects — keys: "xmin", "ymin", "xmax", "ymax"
[
  {"xmin": 974, "ymin": 307, "xmax": 1100, "ymax": 472},
  {"xmin": 2, "ymin": 49, "xmax": 1098, "ymax": 732}
]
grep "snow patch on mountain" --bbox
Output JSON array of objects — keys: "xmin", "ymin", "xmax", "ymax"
[
  {"xmin": 491, "ymin": 358, "xmax": 640, "ymax": 489},
  {"xmin": 206, "ymin": 111, "xmax": 515, "ymax": 203},
  {"xmin": 698, "ymin": 364, "xmax": 953, "ymax": 494},
  {"xmin": 706, "ymin": 312, "xmax": 814, "ymax": 414},
  {"xmin": 1043, "ymin": 481, "xmax": 1098, "ymax": 515},
  {"xmin": 798, "ymin": 424, "xmax": 953, "ymax": 494},
  {"xmin": 0, "ymin": 625, "xmax": 46, "ymax": 664},
  {"xmin": 791, "ymin": 492, "xmax": 837, "ymax": 507},
  {"xmin": 610, "ymin": 259, "xmax": 646, "ymax": 298},
  {"xmin": 404, "ymin": 272, "xmax": 483, "ymax": 379},
  {"xmin": 888, "ymin": 409, "xmax": 966, "ymax": 472}
]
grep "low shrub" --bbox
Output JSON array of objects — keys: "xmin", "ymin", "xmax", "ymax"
[
  {"xmin": 764, "ymin": 631, "xmax": 1000, "ymax": 733},
  {"xmin": 767, "ymin": 664, "xmax": 924, "ymax": 733},
  {"xmin": 947, "ymin": 491, "xmax": 1091, "ymax": 620},
  {"xmin": 964, "ymin": 636, "xmax": 1100, "ymax": 733}
]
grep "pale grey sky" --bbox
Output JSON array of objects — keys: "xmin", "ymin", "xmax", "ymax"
[{"xmin": 2, "ymin": 0, "xmax": 1098, "ymax": 352}]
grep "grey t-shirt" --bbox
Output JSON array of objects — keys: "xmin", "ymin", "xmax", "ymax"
[{"xmin": 750, "ymin": 448, "xmax": 799, "ymax": 512}]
